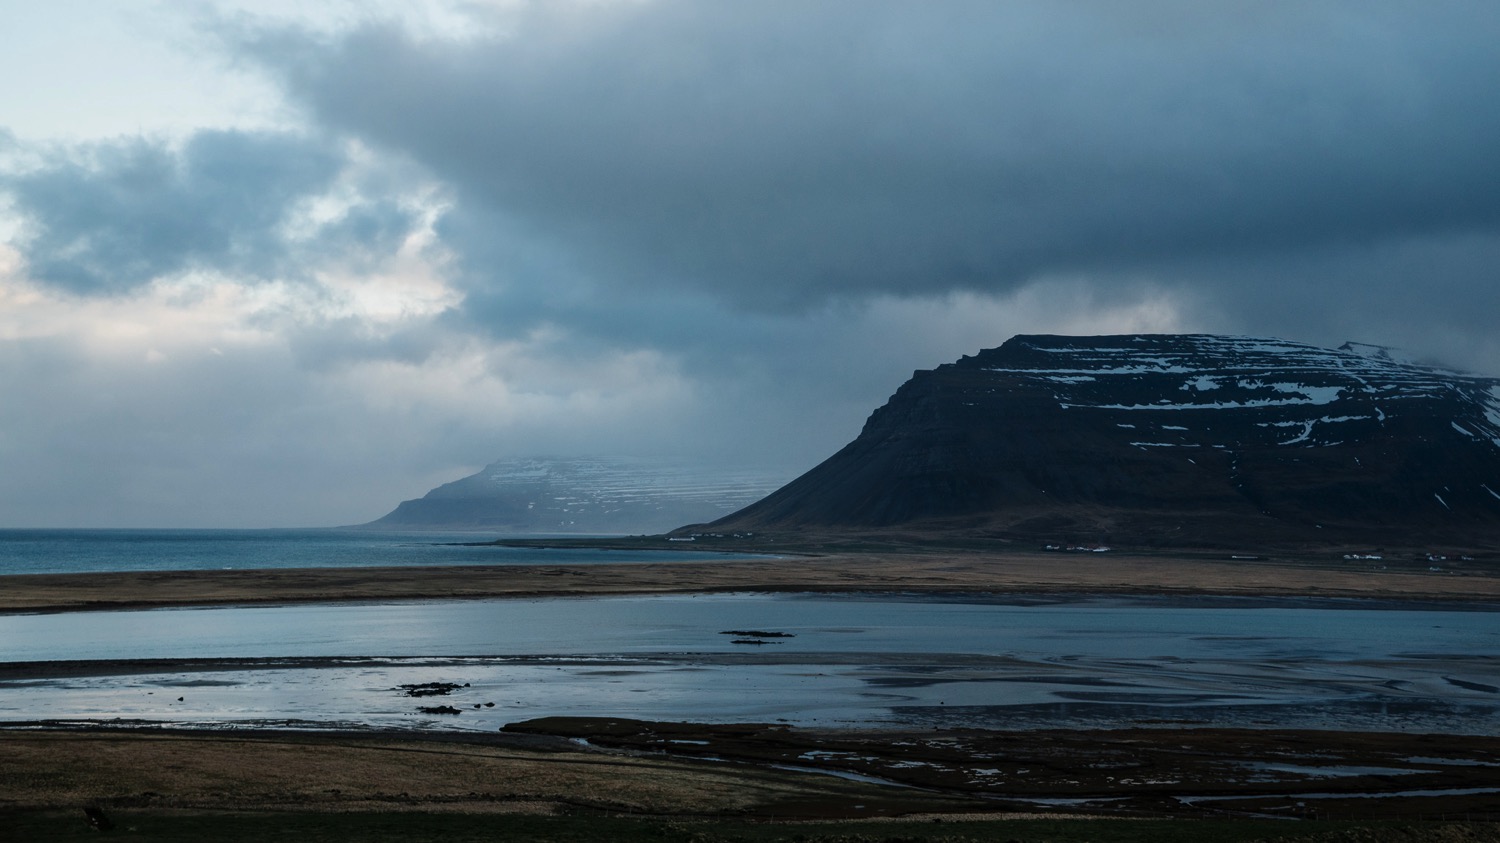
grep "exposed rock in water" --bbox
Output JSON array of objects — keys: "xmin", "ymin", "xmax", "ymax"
[{"xmin": 400, "ymin": 682, "xmax": 464, "ymax": 698}]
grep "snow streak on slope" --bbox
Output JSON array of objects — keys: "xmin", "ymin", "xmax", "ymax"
[{"xmin": 969, "ymin": 334, "xmax": 1500, "ymax": 452}]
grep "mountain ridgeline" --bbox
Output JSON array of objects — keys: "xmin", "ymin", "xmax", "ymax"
[
  {"xmin": 363, "ymin": 457, "xmax": 790, "ymax": 534},
  {"xmin": 698, "ymin": 334, "xmax": 1500, "ymax": 548}
]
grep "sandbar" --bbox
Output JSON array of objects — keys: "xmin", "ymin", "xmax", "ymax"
[{"xmin": 1, "ymin": 549, "xmax": 1497, "ymax": 614}]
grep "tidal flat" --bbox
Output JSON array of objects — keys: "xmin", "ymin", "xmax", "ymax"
[{"xmin": 4, "ymin": 553, "xmax": 1499, "ymax": 835}]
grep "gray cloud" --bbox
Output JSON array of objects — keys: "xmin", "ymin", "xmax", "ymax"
[
  {"xmin": 5, "ymin": 131, "xmax": 341, "ymax": 292},
  {"xmin": 2, "ymin": 130, "xmax": 437, "ymax": 295},
  {"xmin": 0, "ymin": 332, "xmax": 462, "ymax": 527},
  {"xmin": 1161, "ymin": 231, "xmax": 1500, "ymax": 373},
  {"xmin": 235, "ymin": 0, "xmax": 1500, "ymax": 315}
]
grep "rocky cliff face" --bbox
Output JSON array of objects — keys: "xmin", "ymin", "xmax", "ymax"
[
  {"xmin": 704, "ymin": 334, "xmax": 1500, "ymax": 548},
  {"xmin": 364, "ymin": 457, "xmax": 790, "ymax": 534}
]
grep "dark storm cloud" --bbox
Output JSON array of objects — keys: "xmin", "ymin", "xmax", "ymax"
[
  {"xmin": 3, "ymin": 130, "xmax": 422, "ymax": 293},
  {"xmin": 1161, "ymin": 231, "xmax": 1500, "ymax": 373},
  {"xmin": 234, "ymin": 0, "xmax": 1500, "ymax": 312}
]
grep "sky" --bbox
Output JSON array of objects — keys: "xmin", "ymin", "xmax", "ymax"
[{"xmin": 2, "ymin": 0, "xmax": 1499, "ymax": 527}]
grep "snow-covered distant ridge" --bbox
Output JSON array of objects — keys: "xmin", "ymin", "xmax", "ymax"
[
  {"xmin": 466, "ymin": 457, "xmax": 789, "ymax": 509},
  {"xmin": 366, "ymin": 456, "xmax": 792, "ymax": 533}
]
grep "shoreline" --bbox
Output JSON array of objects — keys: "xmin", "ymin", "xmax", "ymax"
[{"xmin": 1, "ymin": 549, "xmax": 1497, "ymax": 614}]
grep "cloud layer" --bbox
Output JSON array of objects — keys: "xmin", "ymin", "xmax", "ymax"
[{"xmin": 242, "ymin": 2, "xmax": 1500, "ymax": 308}]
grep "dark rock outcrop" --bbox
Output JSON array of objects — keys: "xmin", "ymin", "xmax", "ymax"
[{"xmin": 702, "ymin": 334, "xmax": 1500, "ymax": 548}]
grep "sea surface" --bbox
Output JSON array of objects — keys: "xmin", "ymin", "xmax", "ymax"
[{"xmin": 0, "ymin": 528, "xmax": 754, "ymax": 576}]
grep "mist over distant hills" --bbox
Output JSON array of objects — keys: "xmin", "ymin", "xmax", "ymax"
[
  {"xmin": 362, "ymin": 457, "xmax": 791, "ymax": 535},
  {"xmin": 699, "ymin": 334, "xmax": 1500, "ymax": 549}
]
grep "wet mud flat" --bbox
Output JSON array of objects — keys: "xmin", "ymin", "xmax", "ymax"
[
  {"xmin": 5, "ymin": 644, "xmax": 1496, "ymax": 737},
  {"xmin": 505, "ymin": 717, "xmax": 1500, "ymax": 821}
]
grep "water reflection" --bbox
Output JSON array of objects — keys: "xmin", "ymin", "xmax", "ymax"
[{"xmin": 2, "ymin": 594, "xmax": 1496, "ymax": 734}]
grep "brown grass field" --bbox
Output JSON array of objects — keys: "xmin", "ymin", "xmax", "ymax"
[{"xmin": 1, "ymin": 547, "xmax": 1496, "ymax": 614}]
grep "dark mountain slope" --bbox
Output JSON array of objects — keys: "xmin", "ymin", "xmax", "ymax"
[{"xmin": 702, "ymin": 334, "xmax": 1500, "ymax": 548}]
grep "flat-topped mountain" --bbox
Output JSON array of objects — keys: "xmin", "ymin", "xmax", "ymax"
[
  {"xmin": 700, "ymin": 334, "xmax": 1500, "ymax": 548},
  {"xmin": 364, "ymin": 457, "xmax": 790, "ymax": 534}
]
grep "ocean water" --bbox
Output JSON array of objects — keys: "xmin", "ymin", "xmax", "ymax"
[{"xmin": 0, "ymin": 528, "xmax": 757, "ymax": 576}]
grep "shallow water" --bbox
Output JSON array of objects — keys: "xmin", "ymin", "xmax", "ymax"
[
  {"xmin": 2, "ymin": 592, "xmax": 1495, "ymax": 662},
  {"xmin": 2, "ymin": 593, "xmax": 1496, "ymax": 734}
]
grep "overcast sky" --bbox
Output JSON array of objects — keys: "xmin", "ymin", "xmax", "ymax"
[{"xmin": 3, "ymin": 0, "xmax": 1498, "ymax": 527}]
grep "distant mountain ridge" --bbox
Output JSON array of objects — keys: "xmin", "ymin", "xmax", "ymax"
[
  {"xmin": 363, "ymin": 457, "xmax": 791, "ymax": 534},
  {"xmin": 699, "ymin": 334, "xmax": 1500, "ymax": 548}
]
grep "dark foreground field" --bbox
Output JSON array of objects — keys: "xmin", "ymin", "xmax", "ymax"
[
  {"xmin": 4, "ymin": 724, "xmax": 1498, "ymax": 841},
  {"xmin": 9, "ymin": 810, "xmax": 1499, "ymax": 843}
]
